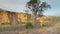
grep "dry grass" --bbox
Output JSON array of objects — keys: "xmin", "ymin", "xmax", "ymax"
[{"xmin": 0, "ymin": 21, "xmax": 60, "ymax": 34}]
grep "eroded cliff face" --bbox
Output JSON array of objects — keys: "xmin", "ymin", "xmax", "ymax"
[
  {"xmin": 0, "ymin": 9, "xmax": 34, "ymax": 24},
  {"xmin": 0, "ymin": 10, "xmax": 9, "ymax": 24},
  {"xmin": 0, "ymin": 9, "xmax": 57, "ymax": 24},
  {"xmin": 17, "ymin": 12, "xmax": 33, "ymax": 24}
]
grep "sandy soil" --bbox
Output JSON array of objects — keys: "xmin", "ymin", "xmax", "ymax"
[{"xmin": 0, "ymin": 25, "xmax": 60, "ymax": 34}]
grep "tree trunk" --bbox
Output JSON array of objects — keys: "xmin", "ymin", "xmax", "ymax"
[{"xmin": 33, "ymin": 14, "xmax": 37, "ymax": 25}]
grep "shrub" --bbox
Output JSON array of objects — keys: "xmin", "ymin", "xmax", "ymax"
[{"xmin": 25, "ymin": 22, "xmax": 33, "ymax": 28}]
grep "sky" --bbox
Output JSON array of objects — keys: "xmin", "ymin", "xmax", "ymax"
[{"xmin": 0, "ymin": 0, "xmax": 60, "ymax": 16}]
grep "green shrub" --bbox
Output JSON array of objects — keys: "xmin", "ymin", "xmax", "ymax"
[{"xmin": 25, "ymin": 22, "xmax": 33, "ymax": 28}]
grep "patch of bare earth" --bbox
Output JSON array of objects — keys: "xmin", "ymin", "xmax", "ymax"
[{"xmin": 0, "ymin": 25, "xmax": 60, "ymax": 34}]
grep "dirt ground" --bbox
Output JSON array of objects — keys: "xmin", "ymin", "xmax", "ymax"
[{"xmin": 0, "ymin": 25, "xmax": 60, "ymax": 34}]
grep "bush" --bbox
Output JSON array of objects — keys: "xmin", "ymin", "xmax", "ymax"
[{"xmin": 25, "ymin": 22, "xmax": 33, "ymax": 28}]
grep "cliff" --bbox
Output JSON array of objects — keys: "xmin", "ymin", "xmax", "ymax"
[
  {"xmin": 0, "ymin": 9, "xmax": 59, "ymax": 25},
  {"xmin": 0, "ymin": 9, "xmax": 33, "ymax": 24}
]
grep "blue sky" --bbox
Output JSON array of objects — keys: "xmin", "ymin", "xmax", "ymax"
[{"xmin": 0, "ymin": 0, "xmax": 60, "ymax": 16}]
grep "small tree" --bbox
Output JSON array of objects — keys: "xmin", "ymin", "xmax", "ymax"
[{"xmin": 26, "ymin": 0, "xmax": 51, "ymax": 25}]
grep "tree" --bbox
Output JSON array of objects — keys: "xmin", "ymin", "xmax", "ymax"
[{"xmin": 26, "ymin": 0, "xmax": 51, "ymax": 25}]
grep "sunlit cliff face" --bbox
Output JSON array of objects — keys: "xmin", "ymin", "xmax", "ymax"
[
  {"xmin": 0, "ymin": 9, "xmax": 34, "ymax": 24},
  {"xmin": 0, "ymin": 10, "xmax": 9, "ymax": 23},
  {"xmin": 0, "ymin": 9, "xmax": 58, "ymax": 24}
]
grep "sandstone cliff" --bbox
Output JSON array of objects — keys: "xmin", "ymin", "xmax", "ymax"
[
  {"xmin": 0, "ymin": 9, "xmax": 33, "ymax": 24},
  {"xmin": 0, "ymin": 9, "xmax": 58, "ymax": 25}
]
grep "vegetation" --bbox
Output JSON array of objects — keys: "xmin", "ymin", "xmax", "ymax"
[
  {"xmin": 25, "ymin": 22, "xmax": 33, "ymax": 28},
  {"xmin": 26, "ymin": 0, "xmax": 51, "ymax": 25}
]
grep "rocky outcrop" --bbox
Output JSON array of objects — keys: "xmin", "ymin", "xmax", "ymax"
[
  {"xmin": 0, "ymin": 9, "xmax": 33, "ymax": 24},
  {"xmin": 0, "ymin": 9, "xmax": 58, "ymax": 24}
]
